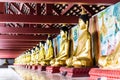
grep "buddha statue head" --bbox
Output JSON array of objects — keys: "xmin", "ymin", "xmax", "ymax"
[
  {"xmin": 60, "ymin": 26, "xmax": 68, "ymax": 40},
  {"xmin": 31, "ymin": 48, "xmax": 35, "ymax": 54},
  {"xmin": 28, "ymin": 49, "xmax": 31, "ymax": 55},
  {"xmin": 39, "ymin": 41, "xmax": 45, "ymax": 48},
  {"xmin": 35, "ymin": 45, "xmax": 39, "ymax": 53},
  {"xmin": 46, "ymin": 35, "xmax": 53, "ymax": 46},
  {"xmin": 78, "ymin": 14, "xmax": 89, "ymax": 30},
  {"xmin": 78, "ymin": 7, "xmax": 89, "ymax": 30}
]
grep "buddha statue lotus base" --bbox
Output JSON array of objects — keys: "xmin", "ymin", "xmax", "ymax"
[
  {"xmin": 37, "ymin": 65, "xmax": 46, "ymax": 71},
  {"xmin": 46, "ymin": 66, "xmax": 60, "ymax": 73},
  {"xmin": 89, "ymin": 68, "xmax": 120, "ymax": 80},
  {"xmin": 32, "ymin": 65, "xmax": 38, "ymax": 70},
  {"xmin": 60, "ymin": 67, "xmax": 91, "ymax": 77}
]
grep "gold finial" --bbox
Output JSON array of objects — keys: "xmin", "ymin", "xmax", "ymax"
[
  {"xmin": 62, "ymin": 24, "xmax": 66, "ymax": 27},
  {"xmin": 81, "ymin": 7, "xmax": 87, "ymax": 15},
  {"xmin": 48, "ymin": 34, "xmax": 51, "ymax": 37}
]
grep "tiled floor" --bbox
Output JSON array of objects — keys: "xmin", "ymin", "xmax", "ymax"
[
  {"xmin": 0, "ymin": 67, "xmax": 89, "ymax": 80},
  {"xmin": 0, "ymin": 68, "xmax": 22, "ymax": 80},
  {"xmin": 14, "ymin": 67, "xmax": 89, "ymax": 80}
]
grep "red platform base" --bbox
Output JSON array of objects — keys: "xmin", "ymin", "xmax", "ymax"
[
  {"xmin": 89, "ymin": 68, "xmax": 120, "ymax": 80},
  {"xmin": 20, "ymin": 65, "xmax": 26, "ymax": 68},
  {"xmin": 37, "ymin": 65, "xmax": 46, "ymax": 71},
  {"xmin": 32, "ymin": 65, "xmax": 38, "ymax": 70},
  {"xmin": 46, "ymin": 66, "xmax": 60, "ymax": 73},
  {"xmin": 28, "ymin": 65, "xmax": 32, "ymax": 69},
  {"xmin": 60, "ymin": 67, "xmax": 91, "ymax": 77},
  {"xmin": 25, "ymin": 65, "xmax": 28, "ymax": 68}
]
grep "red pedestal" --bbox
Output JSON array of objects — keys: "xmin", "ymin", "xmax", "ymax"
[
  {"xmin": 37, "ymin": 65, "xmax": 46, "ymax": 71},
  {"xmin": 60, "ymin": 67, "xmax": 91, "ymax": 77},
  {"xmin": 46, "ymin": 66, "xmax": 60, "ymax": 73},
  {"xmin": 32, "ymin": 65, "xmax": 38, "ymax": 70},
  {"xmin": 28, "ymin": 65, "xmax": 32, "ymax": 69},
  {"xmin": 25, "ymin": 65, "xmax": 28, "ymax": 68},
  {"xmin": 89, "ymin": 68, "xmax": 120, "ymax": 80}
]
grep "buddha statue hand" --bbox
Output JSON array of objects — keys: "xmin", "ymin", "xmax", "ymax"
[
  {"xmin": 73, "ymin": 56, "xmax": 77, "ymax": 61},
  {"xmin": 50, "ymin": 59, "xmax": 55, "ymax": 66},
  {"xmin": 66, "ymin": 57, "xmax": 73, "ymax": 67},
  {"xmin": 56, "ymin": 57, "xmax": 60, "ymax": 61}
]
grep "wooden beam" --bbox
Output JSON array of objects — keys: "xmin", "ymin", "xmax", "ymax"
[
  {"xmin": 0, "ymin": 51, "xmax": 24, "ymax": 58},
  {"xmin": 0, "ymin": 2, "xmax": 4, "ymax": 14},
  {"xmin": 0, "ymin": 45, "xmax": 34, "ymax": 48},
  {"xmin": 36, "ymin": 4, "xmax": 42, "ymax": 15},
  {"xmin": 0, "ymin": 35, "xmax": 47, "ymax": 41},
  {"xmin": 0, "ymin": 54, "xmax": 22, "ymax": 58},
  {"xmin": 46, "ymin": 4, "xmax": 53, "ymax": 15},
  {"xmin": 24, "ymin": 3, "xmax": 35, "ymax": 14},
  {"xmin": 0, "ymin": 49, "xmax": 26, "ymax": 51},
  {"xmin": 0, "ymin": 48, "xmax": 28, "ymax": 51},
  {"xmin": 61, "ymin": 4, "xmax": 74, "ymax": 15},
  {"xmin": 0, "ymin": 0, "xmax": 119, "ymax": 5},
  {"xmin": 0, "ymin": 46, "xmax": 33, "ymax": 49},
  {"xmin": 0, "ymin": 14, "xmax": 78, "ymax": 24},
  {"xmin": 82, "ymin": 5, "xmax": 95, "ymax": 15},
  {"xmin": 10, "ymin": 3, "xmax": 23, "ymax": 14},
  {"xmin": 0, "ymin": 43, "xmax": 36, "ymax": 46},
  {"xmin": 0, "ymin": 40, "xmax": 39, "ymax": 43},
  {"xmin": 0, "ymin": 47, "xmax": 32, "ymax": 50},
  {"xmin": 0, "ymin": 27, "xmax": 60, "ymax": 34},
  {"xmin": 8, "ymin": 8, "xmax": 15, "ymax": 14}
]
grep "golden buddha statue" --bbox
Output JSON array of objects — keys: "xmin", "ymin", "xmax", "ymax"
[
  {"xmin": 38, "ymin": 41, "xmax": 46, "ymax": 65},
  {"xmin": 26, "ymin": 50, "xmax": 31, "ymax": 65},
  {"xmin": 34, "ymin": 46, "xmax": 40, "ymax": 65},
  {"xmin": 40, "ymin": 36, "xmax": 54, "ymax": 66},
  {"xmin": 21, "ymin": 53, "xmax": 26, "ymax": 65},
  {"xmin": 50, "ymin": 26, "xmax": 70, "ymax": 66},
  {"xmin": 30, "ymin": 48, "xmax": 36, "ymax": 65},
  {"xmin": 66, "ymin": 11, "xmax": 93, "ymax": 68}
]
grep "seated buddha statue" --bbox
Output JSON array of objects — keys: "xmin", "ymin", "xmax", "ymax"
[
  {"xmin": 40, "ymin": 36, "xmax": 54, "ymax": 66},
  {"xmin": 66, "ymin": 12, "xmax": 93, "ymax": 68},
  {"xmin": 30, "ymin": 48, "xmax": 36, "ymax": 65},
  {"xmin": 34, "ymin": 46, "xmax": 40, "ymax": 65},
  {"xmin": 26, "ymin": 50, "xmax": 31, "ymax": 65},
  {"xmin": 38, "ymin": 41, "xmax": 46, "ymax": 65},
  {"xmin": 50, "ymin": 26, "xmax": 70, "ymax": 66},
  {"xmin": 21, "ymin": 53, "xmax": 26, "ymax": 65}
]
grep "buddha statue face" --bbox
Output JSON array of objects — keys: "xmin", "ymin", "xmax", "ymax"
[
  {"xmin": 78, "ymin": 18, "xmax": 87, "ymax": 30},
  {"xmin": 47, "ymin": 39, "xmax": 50, "ymax": 45},
  {"xmin": 39, "ymin": 41, "xmax": 45, "ymax": 48},
  {"xmin": 31, "ymin": 49, "xmax": 34, "ymax": 54},
  {"xmin": 40, "ymin": 42, "xmax": 43, "ymax": 47},
  {"xmin": 35, "ymin": 47, "xmax": 39, "ymax": 53},
  {"xmin": 60, "ymin": 30, "xmax": 67, "ymax": 39}
]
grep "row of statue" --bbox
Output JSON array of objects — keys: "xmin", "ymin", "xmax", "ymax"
[
  {"xmin": 14, "ymin": 12, "xmax": 93, "ymax": 68},
  {"xmin": 14, "ymin": 10, "xmax": 120, "ymax": 69}
]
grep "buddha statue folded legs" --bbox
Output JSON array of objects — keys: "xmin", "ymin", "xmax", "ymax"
[{"xmin": 66, "ymin": 14, "xmax": 93, "ymax": 68}]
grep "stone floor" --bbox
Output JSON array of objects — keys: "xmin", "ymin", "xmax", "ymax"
[
  {"xmin": 0, "ymin": 67, "xmax": 89, "ymax": 80},
  {"xmin": 0, "ymin": 68, "xmax": 22, "ymax": 80}
]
